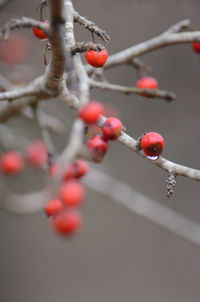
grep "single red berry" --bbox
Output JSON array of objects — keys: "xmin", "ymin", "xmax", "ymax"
[
  {"xmin": 140, "ymin": 132, "xmax": 165, "ymax": 157},
  {"xmin": 59, "ymin": 181, "xmax": 85, "ymax": 207},
  {"xmin": 87, "ymin": 135, "xmax": 109, "ymax": 162},
  {"xmin": 136, "ymin": 77, "xmax": 159, "ymax": 90},
  {"xmin": 64, "ymin": 159, "xmax": 89, "ymax": 181},
  {"xmin": 33, "ymin": 20, "xmax": 48, "ymax": 39},
  {"xmin": 52, "ymin": 208, "xmax": 82, "ymax": 236},
  {"xmin": 85, "ymin": 49, "xmax": 108, "ymax": 67},
  {"xmin": 44, "ymin": 199, "xmax": 64, "ymax": 217},
  {"xmin": 0, "ymin": 151, "xmax": 24, "ymax": 175},
  {"xmin": 79, "ymin": 101, "xmax": 104, "ymax": 124},
  {"xmin": 26, "ymin": 141, "xmax": 48, "ymax": 167},
  {"xmin": 0, "ymin": 35, "xmax": 31, "ymax": 64},
  {"xmin": 102, "ymin": 117, "xmax": 123, "ymax": 140},
  {"xmin": 192, "ymin": 42, "xmax": 200, "ymax": 53}
]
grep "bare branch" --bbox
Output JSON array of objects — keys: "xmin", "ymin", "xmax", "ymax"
[
  {"xmin": 34, "ymin": 104, "xmax": 56, "ymax": 165},
  {"xmin": 0, "ymin": 97, "xmax": 38, "ymax": 122},
  {"xmin": 0, "ymin": 79, "xmax": 44, "ymax": 101},
  {"xmin": 44, "ymin": 0, "xmax": 67, "ymax": 93},
  {"xmin": 22, "ymin": 107, "xmax": 65, "ymax": 135},
  {"xmin": 165, "ymin": 19, "xmax": 191, "ymax": 34},
  {"xmin": 73, "ymin": 10, "xmax": 110, "ymax": 42},
  {"xmin": 0, "ymin": 189, "xmax": 49, "ymax": 214},
  {"xmin": 0, "ymin": 17, "xmax": 49, "ymax": 39},
  {"xmin": 129, "ymin": 57, "xmax": 155, "ymax": 76},
  {"xmin": 85, "ymin": 20, "xmax": 200, "ymax": 71},
  {"xmin": 85, "ymin": 168, "xmax": 200, "ymax": 246},
  {"xmin": 89, "ymin": 79, "xmax": 176, "ymax": 102},
  {"xmin": 70, "ymin": 41, "xmax": 105, "ymax": 55},
  {"xmin": 59, "ymin": 0, "xmax": 90, "ymax": 164},
  {"xmin": 63, "ymin": 92, "xmax": 200, "ymax": 182}
]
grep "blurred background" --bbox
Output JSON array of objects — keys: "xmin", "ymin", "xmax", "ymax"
[{"xmin": 1, "ymin": 0, "xmax": 200, "ymax": 301}]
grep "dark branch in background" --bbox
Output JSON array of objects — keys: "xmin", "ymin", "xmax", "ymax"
[
  {"xmin": 73, "ymin": 10, "xmax": 110, "ymax": 42},
  {"xmin": 129, "ymin": 57, "xmax": 154, "ymax": 78},
  {"xmin": 130, "ymin": 57, "xmax": 154, "ymax": 73},
  {"xmin": 34, "ymin": 104, "xmax": 56, "ymax": 165},
  {"xmin": 0, "ymin": 0, "xmax": 13, "ymax": 10},
  {"xmin": 22, "ymin": 107, "xmax": 64, "ymax": 135}
]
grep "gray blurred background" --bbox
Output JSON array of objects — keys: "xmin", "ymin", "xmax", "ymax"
[{"xmin": 1, "ymin": 0, "xmax": 200, "ymax": 301}]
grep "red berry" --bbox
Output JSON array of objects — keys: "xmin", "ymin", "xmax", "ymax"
[
  {"xmin": 33, "ymin": 21, "xmax": 48, "ymax": 39},
  {"xmin": 140, "ymin": 132, "xmax": 165, "ymax": 157},
  {"xmin": 85, "ymin": 49, "xmax": 108, "ymax": 67},
  {"xmin": 0, "ymin": 35, "xmax": 31, "ymax": 64},
  {"xmin": 192, "ymin": 42, "xmax": 200, "ymax": 53},
  {"xmin": 79, "ymin": 101, "xmax": 104, "ymax": 124},
  {"xmin": 136, "ymin": 77, "xmax": 159, "ymax": 90},
  {"xmin": 26, "ymin": 141, "xmax": 48, "ymax": 167},
  {"xmin": 44, "ymin": 199, "xmax": 64, "ymax": 217},
  {"xmin": 52, "ymin": 209, "xmax": 82, "ymax": 236},
  {"xmin": 59, "ymin": 181, "xmax": 85, "ymax": 207},
  {"xmin": 64, "ymin": 159, "xmax": 89, "ymax": 181},
  {"xmin": 102, "ymin": 117, "xmax": 123, "ymax": 140},
  {"xmin": 87, "ymin": 135, "xmax": 109, "ymax": 162},
  {"xmin": 0, "ymin": 151, "xmax": 24, "ymax": 175}
]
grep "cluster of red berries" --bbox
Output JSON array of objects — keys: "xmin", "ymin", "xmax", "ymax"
[
  {"xmin": 45, "ymin": 158, "xmax": 89, "ymax": 237},
  {"xmin": 79, "ymin": 101, "xmax": 123, "ymax": 162},
  {"xmin": 0, "ymin": 140, "xmax": 48, "ymax": 175},
  {"xmin": 79, "ymin": 101, "xmax": 165, "ymax": 159},
  {"xmin": 32, "ymin": 20, "xmax": 109, "ymax": 68}
]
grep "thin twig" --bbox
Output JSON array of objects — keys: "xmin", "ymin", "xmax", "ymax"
[
  {"xmin": 0, "ymin": 17, "xmax": 49, "ymax": 40},
  {"xmin": 89, "ymin": 79, "xmax": 176, "ymax": 102},
  {"xmin": 73, "ymin": 10, "xmax": 110, "ymax": 42},
  {"xmin": 34, "ymin": 104, "xmax": 56, "ymax": 165}
]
